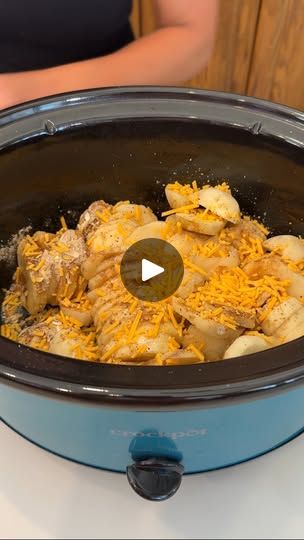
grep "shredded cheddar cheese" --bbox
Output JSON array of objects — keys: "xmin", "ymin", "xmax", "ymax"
[
  {"xmin": 101, "ymin": 341, "xmax": 123, "ymax": 361},
  {"xmin": 96, "ymin": 208, "xmax": 111, "ymax": 223},
  {"xmin": 135, "ymin": 205, "xmax": 142, "ymax": 224},
  {"xmin": 167, "ymin": 304, "xmax": 180, "ymax": 331},
  {"xmin": 150, "ymin": 311, "xmax": 164, "ymax": 337},
  {"xmin": 60, "ymin": 216, "xmax": 68, "ymax": 230},
  {"xmin": 186, "ymin": 343, "xmax": 205, "ymax": 361},
  {"xmin": 190, "ymin": 240, "xmax": 228, "ymax": 259},
  {"xmin": 215, "ymin": 182, "xmax": 231, "ymax": 193},
  {"xmin": 127, "ymin": 311, "xmax": 143, "ymax": 341},
  {"xmin": 161, "ymin": 203, "xmax": 199, "ymax": 217},
  {"xmin": 167, "ymin": 181, "xmax": 198, "ymax": 196},
  {"xmin": 117, "ymin": 222, "xmax": 129, "ymax": 238},
  {"xmin": 184, "ymin": 266, "xmax": 290, "ymax": 329},
  {"xmin": 103, "ymin": 320, "xmax": 120, "ymax": 335},
  {"xmin": 238, "ymin": 236, "xmax": 265, "ymax": 265}
]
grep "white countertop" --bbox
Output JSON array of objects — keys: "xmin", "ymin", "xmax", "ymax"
[{"xmin": 1, "ymin": 421, "xmax": 303, "ymax": 540}]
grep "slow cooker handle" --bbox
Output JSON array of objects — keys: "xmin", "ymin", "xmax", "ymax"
[{"xmin": 126, "ymin": 458, "xmax": 184, "ymax": 501}]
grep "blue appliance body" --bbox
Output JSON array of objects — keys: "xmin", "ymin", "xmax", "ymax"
[
  {"xmin": 0, "ymin": 88, "xmax": 303, "ymax": 498},
  {"xmin": 1, "ymin": 380, "xmax": 304, "ymax": 473}
]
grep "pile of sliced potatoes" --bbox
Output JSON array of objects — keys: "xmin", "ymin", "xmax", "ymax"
[{"xmin": 1, "ymin": 180, "xmax": 303, "ymax": 365}]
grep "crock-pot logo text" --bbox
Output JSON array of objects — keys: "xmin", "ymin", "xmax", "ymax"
[{"xmin": 110, "ymin": 429, "xmax": 208, "ymax": 440}]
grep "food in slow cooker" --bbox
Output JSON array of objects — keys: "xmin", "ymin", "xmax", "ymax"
[{"xmin": 1, "ymin": 181, "xmax": 304, "ymax": 365}]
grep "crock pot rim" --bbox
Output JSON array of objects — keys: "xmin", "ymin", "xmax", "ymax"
[
  {"xmin": 0, "ymin": 85, "xmax": 304, "ymax": 124},
  {"xmin": 0, "ymin": 86, "xmax": 303, "ymax": 403}
]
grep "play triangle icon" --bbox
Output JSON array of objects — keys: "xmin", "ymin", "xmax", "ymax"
[{"xmin": 141, "ymin": 258, "xmax": 165, "ymax": 282}]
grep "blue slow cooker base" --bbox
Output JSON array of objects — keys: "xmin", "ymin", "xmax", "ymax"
[
  {"xmin": 1, "ymin": 382, "xmax": 304, "ymax": 473},
  {"xmin": 2, "ymin": 416, "xmax": 303, "ymax": 476}
]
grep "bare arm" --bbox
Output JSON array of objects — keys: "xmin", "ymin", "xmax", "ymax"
[{"xmin": 0, "ymin": 0, "xmax": 218, "ymax": 109}]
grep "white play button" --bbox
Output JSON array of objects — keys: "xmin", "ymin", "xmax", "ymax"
[{"xmin": 141, "ymin": 258, "xmax": 165, "ymax": 282}]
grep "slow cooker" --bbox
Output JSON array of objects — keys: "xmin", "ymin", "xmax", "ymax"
[{"xmin": 0, "ymin": 87, "xmax": 303, "ymax": 501}]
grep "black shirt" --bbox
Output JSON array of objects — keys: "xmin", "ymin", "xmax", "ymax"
[{"xmin": 0, "ymin": 0, "xmax": 133, "ymax": 72}]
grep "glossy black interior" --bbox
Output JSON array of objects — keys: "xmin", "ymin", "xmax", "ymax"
[{"xmin": 0, "ymin": 88, "xmax": 303, "ymax": 400}]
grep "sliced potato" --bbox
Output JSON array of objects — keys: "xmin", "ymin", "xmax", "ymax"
[
  {"xmin": 78, "ymin": 200, "xmax": 112, "ymax": 240},
  {"xmin": 82, "ymin": 251, "xmax": 122, "ymax": 281},
  {"xmin": 113, "ymin": 203, "xmax": 157, "ymax": 226},
  {"xmin": 18, "ymin": 322, "xmax": 53, "ymax": 352},
  {"xmin": 264, "ymin": 235, "xmax": 304, "ymax": 262},
  {"xmin": 244, "ymin": 255, "xmax": 304, "ymax": 301},
  {"xmin": 49, "ymin": 333, "xmax": 80, "ymax": 358},
  {"xmin": 60, "ymin": 305, "xmax": 92, "ymax": 327},
  {"xmin": 99, "ymin": 324, "xmax": 178, "ymax": 362},
  {"xmin": 277, "ymin": 307, "xmax": 304, "ymax": 343},
  {"xmin": 223, "ymin": 335, "xmax": 271, "ymax": 359},
  {"xmin": 176, "ymin": 269, "xmax": 206, "ymax": 299},
  {"xmin": 226, "ymin": 219, "xmax": 267, "ymax": 245},
  {"xmin": 127, "ymin": 221, "xmax": 168, "ymax": 243},
  {"xmin": 49, "ymin": 332, "xmax": 97, "ymax": 361},
  {"xmin": 183, "ymin": 322, "xmax": 242, "ymax": 362},
  {"xmin": 88, "ymin": 267, "xmax": 119, "ymax": 291},
  {"xmin": 165, "ymin": 184, "xmax": 196, "ymax": 209},
  {"xmin": 162, "ymin": 349, "xmax": 202, "ymax": 365},
  {"xmin": 89, "ymin": 220, "xmax": 137, "ymax": 253},
  {"xmin": 261, "ymin": 297, "xmax": 303, "ymax": 335},
  {"xmin": 199, "ymin": 187, "xmax": 241, "ymax": 224},
  {"xmin": 173, "ymin": 298, "xmax": 242, "ymax": 361},
  {"xmin": 173, "ymin": 284, "xmax": 255, "ymax": 330},
  {"xmin": 213, "ymin": 304, "xmax": 256, "ymax": 329},
  {"xmin": 17, "ymin": 230, "xmax": 87, "ymax": 315},
  {"xmin": 190, "ymin": 246, "xmax": 240, "ymax": 276},
  {"xmin": 174, "ymin": 212, "xmax": 226, "ymax": 236},
  {"xmin": 18, "ymin": 258, "xmax": 56, "ymax": 315},
  {"xmin": 168, "ymin": 230, "xmax": 208, "ymax": 256}
]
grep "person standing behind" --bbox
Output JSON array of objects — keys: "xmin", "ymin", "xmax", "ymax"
[{"xmin": 0, "ymin": 0, "xmax": 218, "ymax": 109}]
